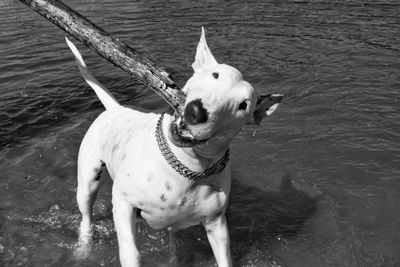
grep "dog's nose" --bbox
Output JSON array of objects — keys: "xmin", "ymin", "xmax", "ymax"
[{"xmin": 184, "ymin": 99, "xmax": 208, "ymax": 125}]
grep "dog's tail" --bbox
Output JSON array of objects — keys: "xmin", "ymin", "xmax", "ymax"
[{"xmin": 65, "ymin": 37, "xmax": 120, "ymax": 110}]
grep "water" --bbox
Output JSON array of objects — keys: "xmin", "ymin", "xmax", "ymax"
[{"xmin": 1, "ymin": 0, "xmax": 399, "ymax": 266}]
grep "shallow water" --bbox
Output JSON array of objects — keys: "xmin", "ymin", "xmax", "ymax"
[{"xmin": 1, "ymin": 0, "xmax": 400, "ymax": 266}]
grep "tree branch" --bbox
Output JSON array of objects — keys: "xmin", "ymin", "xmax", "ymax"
[{"xmin": 18, "ymin": 0, "xmax": 185, "ymax": 112}]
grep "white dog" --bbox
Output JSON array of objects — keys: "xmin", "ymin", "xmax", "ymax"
[{"xmin": 66, "ymin": 28, "xmax": 282, "ymax": 267}]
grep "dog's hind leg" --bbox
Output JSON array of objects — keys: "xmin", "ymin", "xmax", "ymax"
[{"xmin": 75, "ymin": 133, "xmax": 105, "ymax": 256}]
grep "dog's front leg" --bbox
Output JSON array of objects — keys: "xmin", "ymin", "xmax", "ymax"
[
  {"xmin": 203, "ymin": 214, "xmax": 232, "ymax": 267},
  {"xmin": 112, "ymin": 187, "xmax": 140, "ymax": 267}
]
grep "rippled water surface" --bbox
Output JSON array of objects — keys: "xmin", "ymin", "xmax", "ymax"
[{"xmin": 1, "ymin": 0, "xmax": 400, "ymax": 266}]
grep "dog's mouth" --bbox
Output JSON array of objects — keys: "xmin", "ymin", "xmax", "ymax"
[{"xmin": 169, "ymin": 115, "xmax": 209, "ymax": 148}]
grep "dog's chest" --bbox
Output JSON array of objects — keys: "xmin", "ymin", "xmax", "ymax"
[
  {"xmin": 138, "ymin": 180, "xmax": 228, "ymax": 230},
  {"xmin": 115, "ymin": 157, "xmax": 230, "ymax": 230}
]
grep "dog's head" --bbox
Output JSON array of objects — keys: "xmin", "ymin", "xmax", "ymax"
[{"xmin": 169, "ymin": 28, "xmax": 283, "ymax": 155}]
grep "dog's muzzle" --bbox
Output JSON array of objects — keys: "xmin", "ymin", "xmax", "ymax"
[{"xmin": 169, "ymin": 114, "xmax": 208, "ymax": 147}]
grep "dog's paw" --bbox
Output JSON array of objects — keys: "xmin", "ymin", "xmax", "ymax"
[{"xmin": 73, "ymin": 240, "xmax": 92, "ymax": 260}]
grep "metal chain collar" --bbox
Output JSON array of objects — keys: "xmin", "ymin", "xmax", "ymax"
[{"xmin": 155, "ymin": 113, "xmax": 230, "ymax": 180}]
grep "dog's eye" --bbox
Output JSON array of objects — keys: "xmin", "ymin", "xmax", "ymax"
[
  {"xmin": 212, "ymin": 72, "xmax": 219, "ymax": 79},
  {"xmin": 238, "ymin": 101, "xmax": 248, "ymax": 111}
]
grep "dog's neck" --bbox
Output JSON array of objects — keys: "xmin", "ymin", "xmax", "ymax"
[{"xmin": 162, "ymin": 113, "xmax": 230, "ymax": 173}]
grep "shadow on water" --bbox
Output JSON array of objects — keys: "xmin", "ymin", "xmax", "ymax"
[{"xmin": 172, "ymin": 174, "xmax": 320, "ymax": 266}]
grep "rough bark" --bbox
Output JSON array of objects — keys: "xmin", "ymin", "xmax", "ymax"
[{"xmin": 18, "ymin": 0, "xmax": 185, "ymax": 112}]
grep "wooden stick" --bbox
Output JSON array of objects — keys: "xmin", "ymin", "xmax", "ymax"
[{"xmin": 18, "ymin": 0, "xmax": 185, "ymax": 112}]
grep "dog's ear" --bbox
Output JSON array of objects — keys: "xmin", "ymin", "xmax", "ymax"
[
  {"xmin": 249, "ymin": 94, "xmax": 283, "ymax": 125},
  {"xmin": 192, "ymin": 27, "xmax": 218, "ymax": 72}
]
